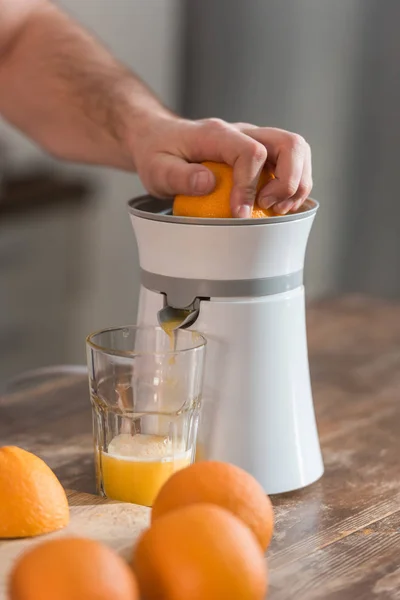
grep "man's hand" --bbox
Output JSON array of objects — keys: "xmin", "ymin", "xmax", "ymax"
[
  {"xmin": 0, "ymin": 0, "xmax": 312, "ymax": 216},
  {"xmin": 131, "ymin": 115, "xmax": 313, "ymax": 216}
]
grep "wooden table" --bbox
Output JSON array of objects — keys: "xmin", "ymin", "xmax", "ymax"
[{"xmin": 1, "ymin": 296, "xmax": 400, "ymax": 599}]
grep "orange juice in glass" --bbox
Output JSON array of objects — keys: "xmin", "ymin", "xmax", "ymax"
[
  {"xmin": 87, "ymin": 326, "xmax": 206, "ymax": 507},
  {"xmin": 101, "ymin": 433, "xmax": 191, "ymax": 506}
]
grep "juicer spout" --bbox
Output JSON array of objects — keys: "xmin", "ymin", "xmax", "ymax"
[{"xmin": 157, "ymin": 298, "xmax": 200, "ymax": 332}]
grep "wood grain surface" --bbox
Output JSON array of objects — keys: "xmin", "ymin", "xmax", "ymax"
[
  {"xmin": 0, "ymin": 490, "xmax": 149, "ymax": 600},
  {"xmin": 1, "ymin": 296, "xmax": 400, "ymax": 599}
]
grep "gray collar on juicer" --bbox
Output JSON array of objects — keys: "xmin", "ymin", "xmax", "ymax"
[{"xmin": 140, "ymin": 269, "xmax": 303, "ymax": 309}]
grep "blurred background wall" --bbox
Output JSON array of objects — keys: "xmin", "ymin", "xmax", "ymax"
[{"xmin": 1, "ymin": 0, "xmax": 399, "ymax": 383}]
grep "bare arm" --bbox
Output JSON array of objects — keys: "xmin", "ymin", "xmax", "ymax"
[
  {"xmin": 0, "ymin": 0, "xmax": 312, "ymax": 215},
  {"xmin": 0, "ymin": 0, "xmax": 170, "ymax": 170}
]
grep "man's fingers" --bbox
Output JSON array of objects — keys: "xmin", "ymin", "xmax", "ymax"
[
  {"xmin": 241, "ymin": 127, "xmax": 312, "ymax": 214},
  {"xmin": 230, "ymin": 142, "xmax": 267, "ymax": 218},
  {"xmin": 182, "ymin": 119, "xmax": 268, "ymax": 217},
  {"xmin": 287, "ymin": 141, "xmax": 313, "ymax": 203},
  {"xmin": 257, "ymin": 136, "xmax": 305, "ymax": 207},
  {"xmin": 149, "ymin": 154, "xmax": 215, "ymax": 198},
  {"xmin": 274, "ymin": 141, "xmax": 313, "ymax": 214}
]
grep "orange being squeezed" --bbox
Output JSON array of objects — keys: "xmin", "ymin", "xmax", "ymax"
[
  {"xmin": 173, "ymin": 161, "xmax": 275, "ymax": 218},
  {"xmin": 101, "ymin": 433, "xmax": 191, "ymax": 506}
]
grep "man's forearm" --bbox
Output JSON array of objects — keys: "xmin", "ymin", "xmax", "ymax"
[{"xmin": 0, "ymin": 0, "xmax": 171, "ymax": 170}]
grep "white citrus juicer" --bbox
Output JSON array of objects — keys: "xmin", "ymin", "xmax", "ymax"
[{"xmin": 128, "ymin": 196, "xmax": 324, "ymax": 494}]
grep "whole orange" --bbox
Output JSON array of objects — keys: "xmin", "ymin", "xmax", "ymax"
[
  {"xmin": 9, "ymin": 537, "xmax": 139, "ymax": 600},
  {"xmin": 152, "ymin": 460, "xmax": 274, "ymax": 551},
  {"xmin": 173, "ymin": 161, "xmax": 275, "ymax": 218},
  {"xmin": 133, "ymin": 503, "xmax": 267, "ymax": 600},
  {"xmin": 0, "ymin": 446, "xmax": 69, "ymax": 538}
]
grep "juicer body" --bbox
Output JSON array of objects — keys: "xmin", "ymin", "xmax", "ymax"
[{"xmin": 129, "ymin": 198, "xmax": 324, "ymax": 494}]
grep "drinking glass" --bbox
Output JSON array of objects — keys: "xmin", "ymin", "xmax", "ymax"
[{"xmin": 86, "ymin": 325, "xmax": 206, "ymax": 506}]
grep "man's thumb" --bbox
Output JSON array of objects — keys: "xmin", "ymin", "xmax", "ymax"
[{"xmin": 152, "ymin": 155, "xmax": 215, "ymax": 196}]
